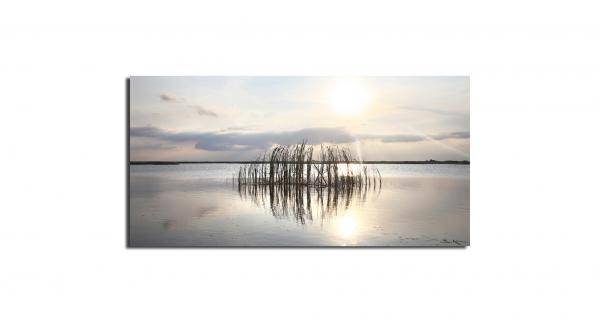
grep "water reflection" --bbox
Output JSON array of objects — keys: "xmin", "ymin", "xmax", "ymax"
[
  {"xmin": 130, "ymin": 164, "xmax": 469, "ymax": 246},
  {"xmin": 237, "ymin": 182, "xmax": 381, "ymax": 225},
  {"xmin": 337, "ymin": 214, "xmax": 358, "ymax": 238}
]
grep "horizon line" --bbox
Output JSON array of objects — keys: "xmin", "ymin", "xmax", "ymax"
[{"xmin": 130, "ymin": 159, "xmax": 470, "ymax": 165}]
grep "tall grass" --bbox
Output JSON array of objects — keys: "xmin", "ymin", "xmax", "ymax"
[{"xmin": 234, "ymin": 141, "xmax": 382, "ymax": 190}]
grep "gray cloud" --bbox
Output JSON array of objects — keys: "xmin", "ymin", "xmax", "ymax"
[
  {"xmin": 159, "ymin": 93, "xmax": 184, "ymax": 102},
  {"xmin": 130, "ymin": 126, "xmax": 165, "ymax": 139},
  {"xmin": 130, "ymin": 143, "xmax": 177, "ymax": 150},
  {"xmin": 379, "ymin": 134, "xmax": 425, "ymax": 143},
  {"xmin": 435, "ymin": 131, "xmax": 470, "ymax": 140},
  {"xmin": 160, "ymin": 92, "xmax": 218, "ymax": 117},
  {"xmin": 131, "ymin": 126, "xmax": 355, "ymax": 151},
  {"xmin": 373, "ymin": 131, "xmax": 470, "ymax": 143},
  {"xmin": 188, "ymin": 104, "xmax": 218, "ymax": 117},
  {"xmin": 195, "ymin": 128, "xmax": 355, "ymax": 151},
  {"xmin": 131, "ymin": 126, "xmax": 469, "ymax": 151},
  {"xmin": 219, "ymin": 126, "xmax": 257, "ymax": 132},
  {"xmin": 399, "ymin": 105, "xmax": 467, "ymax": 117}
]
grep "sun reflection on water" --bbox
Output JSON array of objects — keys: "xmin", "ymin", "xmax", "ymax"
[{"xmin": 337, "ymin": 214, "xmax": 358, "ymax": 238}]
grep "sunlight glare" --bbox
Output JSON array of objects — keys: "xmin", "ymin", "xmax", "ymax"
[
  {"xmin": 331, "ymin": 80, "xmax": 368, "ymax": 115},
  {"xmin": 338, "ymin": 214, "xmax": 358, "ymax": 238}
]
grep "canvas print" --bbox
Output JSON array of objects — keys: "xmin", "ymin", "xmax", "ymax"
[{"xmin": 128, "ymin": 76, "xmax": 469, "ymax": 247}]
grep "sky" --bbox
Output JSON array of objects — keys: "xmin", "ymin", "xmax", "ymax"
[{"xmin": 129, "ymin": 76, "xmax": 469, "ymax": 161}]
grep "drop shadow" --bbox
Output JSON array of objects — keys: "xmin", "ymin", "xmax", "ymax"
[{"xmin": 126, "ymin": 78, "xmax": 131, "ymax": 247}]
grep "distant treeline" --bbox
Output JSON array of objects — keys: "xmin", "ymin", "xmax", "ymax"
[{"xmin": 130, "ymin": 160, "xmax": 470, "ymax": 165}]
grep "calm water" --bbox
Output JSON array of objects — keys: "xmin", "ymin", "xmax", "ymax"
[{"xmin": 129, "ymin": 164, "xmax": 469, "ymax": 247}]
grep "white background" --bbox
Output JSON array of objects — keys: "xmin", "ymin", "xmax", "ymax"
[{"xmin": 1, "ymin": 1, "xmax": 599, "ymax": 327}]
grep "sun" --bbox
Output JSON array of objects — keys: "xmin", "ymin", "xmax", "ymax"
[{"xmin": 330, "ymin": 80, "xmax": 368, "ymax": 116}]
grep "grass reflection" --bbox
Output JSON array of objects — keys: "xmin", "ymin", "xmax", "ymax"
[{"xmin": 237, "ymin": 181, "xmax": 381, "ymax": 224}]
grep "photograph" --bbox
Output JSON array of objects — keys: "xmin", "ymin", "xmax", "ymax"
[{"xmin": 128, "ymin": 76, "xmax": 470, "ymax": 247}]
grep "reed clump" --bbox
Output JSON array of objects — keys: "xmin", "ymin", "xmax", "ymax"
[{"xmin": 234, "ymin": 141, "xmax": 382, "ymax": 189}]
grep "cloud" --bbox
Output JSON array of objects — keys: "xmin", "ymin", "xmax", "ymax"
[
  {"xmin": 379, "ymin": 134, "xmax": 424, "ymax": 143},
  {"xmin": 373, "ymin": 131, "xmax": 470, "ymax": 143},
  {"xmin": 131, "ymin": 126, "xmax": 469, "ymax": 151},
  {"xmin": 159, "ymin": 93, "xmax": 184, "ymax": 102},
  {"xmin": 219, "ymin": 126, "xmax": 257, "ymax": 132},
  {"xmin": 159, "ymin": 92, "xmax": 218, "ymax": 117},
  {"xmin": 435, "ymin": 131, "xmax": 469, "ymax": 140},
  {"xmin": 131, "ymin": 126, "xmax": 355, "ymax": 151},
  {"xmin": 130, "ymin": 143, "xmax": 177, "ymax": 150},
  {"xmin": 399, "ymin": 105, "xmax": 467, "ymax": 117},
  {"xmin": 188, "ymin": 104, "xmax": 218, "ymax": 117},
  {"xmin": 194, "ymin": 127, "xmax": 355, "ymax": 151},
  {"xmin": 130, "ymin": 126, "xmax": 165, "ymax": 138}
]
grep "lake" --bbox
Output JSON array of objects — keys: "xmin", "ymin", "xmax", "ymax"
[{"xmin": 129, "ymin": 164, "xmax": 469, "ymax": 247}]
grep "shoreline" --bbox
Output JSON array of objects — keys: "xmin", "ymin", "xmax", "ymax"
[{"xmin": 130, "ymin": 160, "xmax": 470, "ymax": 165}]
